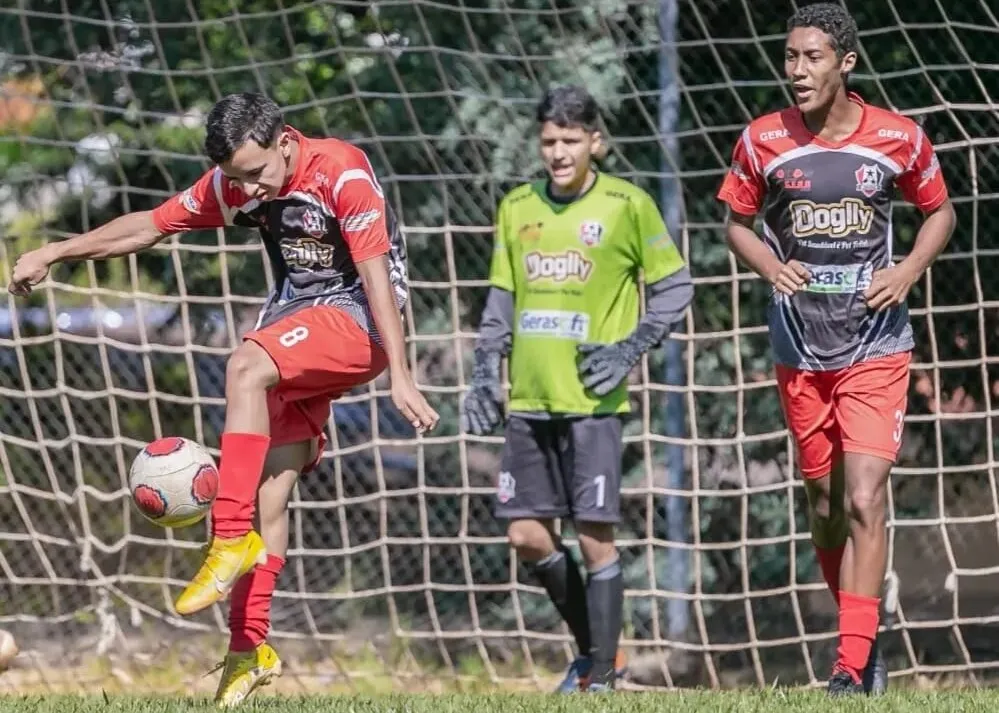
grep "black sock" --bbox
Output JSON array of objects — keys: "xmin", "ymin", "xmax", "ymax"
[
  {"xmin": 586, "ymin": 556, "xmax": 624, "ymax": 686},
  {"xmin": 531, "ymin": 544, "xmax": 591, "ymax": 657}
]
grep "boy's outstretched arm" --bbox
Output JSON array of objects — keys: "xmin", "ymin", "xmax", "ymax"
[{"xmin": 8, "ymin": 211, "xmax": 163, "ymax": 296}]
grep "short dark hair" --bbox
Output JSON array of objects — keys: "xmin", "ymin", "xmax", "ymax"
[
  {"xmin": 204, "ymin": 92, "xmax": 283, "ymax": 164},
  {"xmin": 536, "ymin": 85, "xmax": 600, "ymax": 131},
  {"xmin": 787, "ymin": 3, "xmax": 859, "ymax": 59}
]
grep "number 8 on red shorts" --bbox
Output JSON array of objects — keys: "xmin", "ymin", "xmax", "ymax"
[{"xmin": 244, "ymin": 304, "xmax": 388, "ymax": 449}]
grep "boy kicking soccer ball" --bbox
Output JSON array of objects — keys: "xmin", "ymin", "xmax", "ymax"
[{"xmin": 9, "ymin": 92, "xmax": 439, "ymax": 706}]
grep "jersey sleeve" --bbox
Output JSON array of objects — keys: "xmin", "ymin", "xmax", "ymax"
[
  {"xmin": 897, "ymin": 127, "xmax": 948, "ymax": 212},
  {"xmin": 715, "ymin": 129, "xmax": 766, "ymax": 216},
  {"xmin": 630, "ymin": 190, "xmax": 686, "ymax": 285},
  {"xmin": 488, "ymin": 196, "xmax": 516, "ymax": 292},
  {"xmin": 331, "ymin": 150, "xmax": 391, "ymax": 263},
  {"xmin": 150, "ymin": 168, "xmax": 231, "ymax": 234}
]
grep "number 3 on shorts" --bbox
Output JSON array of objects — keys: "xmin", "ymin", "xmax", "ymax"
[
  {"xmin": 279, "ymin": 326, "xmax": 310, "ymax": 348},
  {"xmin": 892, "ymin": 409, "xmax": 904, "ymax": 444}
]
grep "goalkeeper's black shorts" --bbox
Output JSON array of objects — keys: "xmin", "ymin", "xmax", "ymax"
[{"xmin": 493, "ymin": 414, "xmax": 623, "ymax": 523}]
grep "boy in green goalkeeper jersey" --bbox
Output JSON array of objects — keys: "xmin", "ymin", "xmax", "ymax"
[{"xmin": 462, "ymin": 85, "xmax": 694, "ymax": 692}]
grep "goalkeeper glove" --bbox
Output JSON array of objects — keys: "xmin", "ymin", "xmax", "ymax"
[
  {"xmin": 461, "ymin": 348, "xmax": 504, "ymax": 435},
  {"xmin": 577, "ymin": 322, "xmax": 666, "ymax": 396}
]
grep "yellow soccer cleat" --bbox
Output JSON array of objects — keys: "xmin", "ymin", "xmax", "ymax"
[
  {"xmin": 211, "ymin": 642, "xmax": 283, "ymax": 708},
  {"xmin": 175, "ymin": 530, "xmax": 267, "ymax": 616}
]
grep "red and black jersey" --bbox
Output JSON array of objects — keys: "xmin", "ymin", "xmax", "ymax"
[
  {"xmin": 151, "ymin": 127, "xmax": 407, "ymax": 339},
  {"xmin": 717, "ymin": 93, "xmax": 948, "ymax": 371}
]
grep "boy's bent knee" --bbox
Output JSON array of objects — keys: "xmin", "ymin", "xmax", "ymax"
[{"xmin": 227, "ymin": 340, "xmax": 280, "ymax": 392}]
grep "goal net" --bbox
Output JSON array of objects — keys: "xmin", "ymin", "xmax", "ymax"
[{"xmin": 1, "ymin": 0, "xmax": 998, "ymax": 694}]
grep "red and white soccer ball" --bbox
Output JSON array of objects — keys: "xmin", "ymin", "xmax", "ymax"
[{"xmin": 128, "ymin": 437, "xmax": 219, "ymax": 529}]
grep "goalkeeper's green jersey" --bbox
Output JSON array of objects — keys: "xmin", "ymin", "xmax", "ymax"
[{"xmin": 489, "ymin": 172, "xmax": 687, "ymax": 415}]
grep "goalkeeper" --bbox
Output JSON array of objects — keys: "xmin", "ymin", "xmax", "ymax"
[{"xmin": 462, "ymin": 85, "xmax": 693, "ymax": 693}]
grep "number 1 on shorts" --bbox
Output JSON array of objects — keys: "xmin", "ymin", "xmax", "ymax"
[{"xmin": 594, "ymin": 474, "xmax": 606, "ymax": 509}]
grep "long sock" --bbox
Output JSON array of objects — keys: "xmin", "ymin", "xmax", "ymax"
[
  {"xmin": 815, "ymin": 542, "xmax": 845, "ymax": 605},
  {"xmin": 836, "ymin": 590, "xmax": 880, "ymax": 682},
  {"xmin": 531, "ymin": 545, "xmax": 591, "ymax": 657},
  {"xmin": 586, "ymin": 556, "xmax": 624, "ymax": 686},
  {"xmin": 211, "ymin": 432, "xmax": 271, "ymax": 538},
  {"xmin": 228, "ymin": 554, "xmax": 285, "ymax": 652}
]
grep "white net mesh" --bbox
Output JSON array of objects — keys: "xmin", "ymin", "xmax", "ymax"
[{"xmin": 1, "ymin": 0, "xmax": 999, "ymax": 694}]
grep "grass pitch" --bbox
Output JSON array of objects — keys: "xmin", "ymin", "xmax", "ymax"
[{"xmin": 4, "ymin": 691, "xmax": 999, "ymax": 713}]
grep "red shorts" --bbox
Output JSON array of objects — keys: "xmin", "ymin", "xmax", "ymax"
[
  {"xmin": 244, "ymin": 305, "xmax": 388, "ymax": 459},
  {"xmin": 776, "ymin": 351, "xmax": 910, "ymax": 478}
]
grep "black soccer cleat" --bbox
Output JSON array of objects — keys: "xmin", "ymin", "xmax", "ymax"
[
  {"xmin": 827, "ymin": 669, "xmax": 864, "ymax": 697},
  {"xmin": 862, "ymin": 634, "xmax": 888, "ymax": 695},
  {"xmin": 585, "ymin": 667, "xmax": 617, "ymax": 693}
]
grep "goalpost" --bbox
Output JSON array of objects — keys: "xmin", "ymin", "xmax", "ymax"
[{"xmin": 1, "ymin": 0, "xmax": 998, "ymax": 693}]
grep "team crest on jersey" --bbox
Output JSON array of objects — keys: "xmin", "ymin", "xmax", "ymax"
[
  {"xmin": 302, "ymin": 206, "xmax": 326, "ymax": 238},
  {"xmin": 855, "ymin": 163, "xmax": 885, "ymax": 198},
  {"xmin": 180, "ymin": 189, "xmax": 200, "ymax": 213},
  {"xmin": 578, "ymin": 220, "xmax": 604, "ymax": 247}
]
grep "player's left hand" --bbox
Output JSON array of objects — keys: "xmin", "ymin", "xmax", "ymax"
[
  {"xmin": 391, "ymin": 372, "xmax": 440, "ymax": 434},
  {"xmin": 864, "ymin": 264, "xmax": 919, "ymax": 311},
  {"xmin": 577, "ymin": 340, "xmax": 642, "ymax": 396}
]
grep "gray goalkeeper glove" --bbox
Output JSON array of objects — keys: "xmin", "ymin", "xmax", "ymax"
[
  {"xmin": 461, "ymin": 348, "xmax": 504, "ymax": 435},
  {"xmin": 577, "ymin": 322, "xmax": 666, "ymax": 396}
]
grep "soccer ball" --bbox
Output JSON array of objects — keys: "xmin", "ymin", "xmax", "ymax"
[{"xmin": 129, "ymin": 437, "xmax": 219, "ymax": 528}]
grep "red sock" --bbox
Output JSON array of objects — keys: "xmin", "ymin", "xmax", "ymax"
[
  {"xmin": 228, "ymin": 554, "xmax": 285, "ymax": 652},
  {"xmin": 836, "ymin": 590, "xmax": 880, "ymax": 682},
  {"xmin": 814, "ymin": 542, "xmax": 845, "ymax": 605},
  {"xmin": 211, "ymin": 432, "xmax": 271, "ymax": 538}
]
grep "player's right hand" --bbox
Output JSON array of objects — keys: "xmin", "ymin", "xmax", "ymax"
[
  {"xmin": 768, "ymin": 259, "xmax": 810, "ymax": 296},
  {"xmin": 7, "ymin": 248, "xmax": 52, "ymax": 297},
  {"xmin": 461, "ymin": 383, "xmax": 503, "ymax": 436}
]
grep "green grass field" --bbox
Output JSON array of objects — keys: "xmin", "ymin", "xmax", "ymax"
[{"xmin": 4, "ymin": 691, "xmax": 999, "ymax": 713}]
